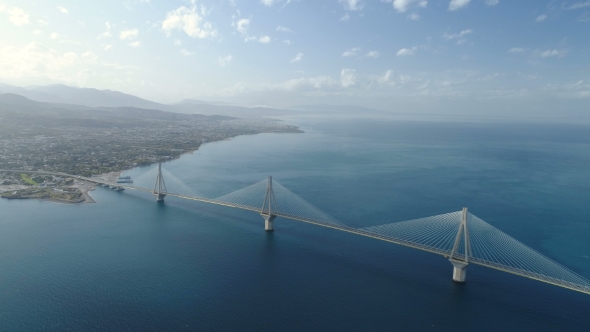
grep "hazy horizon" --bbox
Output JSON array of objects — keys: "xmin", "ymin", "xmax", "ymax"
[{"xmin": 1, "ymin": 0, "xmax": 589, "ymax": 117}]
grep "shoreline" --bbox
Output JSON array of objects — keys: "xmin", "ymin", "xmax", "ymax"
[{"xmin": 1, "ymin": 126, "xmax": 303, "ymax": 205}]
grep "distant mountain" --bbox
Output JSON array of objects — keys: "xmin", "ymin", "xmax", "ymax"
[
  {"xmin": 0, "ymin": 93, "xmax": 233, "ymax": 121},
  {"xmin": 0, "ymin": 83, "xmax": 300, "ymax": 118}
]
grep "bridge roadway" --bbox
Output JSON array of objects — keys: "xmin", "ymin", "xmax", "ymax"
[{"xmin": 2, "ymin": 169, "xmax": 589, "ymax": 295}]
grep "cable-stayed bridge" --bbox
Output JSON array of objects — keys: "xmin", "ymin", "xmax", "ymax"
[{"xmin": 4, "ymin": 165, "xmax": 590, "ymax": 296}]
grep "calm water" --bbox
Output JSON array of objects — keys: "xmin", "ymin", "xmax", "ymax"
[{"xmin": 1, "ymin": 116, "xmax": 590, "ymax": 331}]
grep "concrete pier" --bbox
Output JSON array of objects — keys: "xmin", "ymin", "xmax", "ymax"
[
  {"xmin": 262, "ymin": 214, "xmax": 276, "ymax": 231},
  {"xmin": 451, "ymin": 261, "xmax": 467, "ymax": 283},
  {"xmin": 156, "ymin": 193, "xmax": 166, "ymax": 202}
]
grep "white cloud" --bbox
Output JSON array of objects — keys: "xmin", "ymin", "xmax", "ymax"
[
  {"xmin": 340, "ymin": 69, "xmax": 356, "ymax": 87},
  {"xmin": 218, "ymin": 55, "xmax": 232, "ymax": 66},
  {"xmin": 82, "ymin": 51, "xmax": 98, "ymax": 61},
  {"xmin": 443, "ymin": 29, "xmax": 472, "ymax": 40},
  {"xmin": 33, "ymin": 29, "xmax": 43, "ymax": 35},
  {"xmin": 340, "ymin": 13, "xmax": 351, "ymax": 21},
  {"xmin": 366, "ymin": 51, "xmax": 380, "ymax": 58},
  {"xmin": 260, "ymin": 0, "xmax": 278, "ymax": 6},
  {"xmin": 392, "ymin": 0, "xmax": 428, "ymax": 13},
  {"xmin": 57, "ymin": 6, "xmax": 68, "ymax": 14},
  {"xmin": 0, "ymin": 43, "xmax": 95, "ymax": 82},
  {"xmin": 8, "ymin": 7, "xmax": 29, "ymax": 26},
  {"xmin": 448, "ymin": 0, "xmax": 471, "ymax": 11},
  {"xmin": 162, "ymin": 6, "xmax": 218, "ymax": 39},
  {"xmin": 278, "ymin": 76, "xmax": 338, "ymax": 90},
  {"xmin": 103, "ymin": 44, "xmax": 113, "ymax": 50},
  {"xmin": 536, "ymin": 14, "xmax": 547, "ymax": 22},
  {"xmin": 181, "ymin": 49, "xmax": 194, "ymax": 56},
  {"xmin": 561, "ymin": 1, "xmax": 590, "ymax": 10},
  {"xmin": 283, "ymin": 39, "xmax": 293, "ymax": 45},
  {"xmin": 97, "ymin": 21, "xmax": 113, "ymax": 39},
  {"xmin": 339, "ymin": 0, "xmax": 364, "ymax": 11},
  {"xmin": 37, "ymin": 19, "xmax": 49, "ymax": 26},
  {"xmin": 276, "ymin": 26, "xmax": 293, "ymax": 33},
  {"xmin": 508, "ymin": 47, "xmax": 526, "ymax": 53},
  {"xmin": 235, "ymin": 18, "xmax": 250, "ymax": 34},
  {"xmin": 407, "ymin": 13, "xmax": 420, "ymax": 20},
  {"xmin": 396, "ymin": 48, "xmax": 415, "ymax": 56},
  {"xmin": 290, "ymin": 52, "xmax": 303, "ymax": 63},
  {"xmin": 129, "ymin": 41, "xmax": 141, "ymax": 48},
  {"xmin": 120, "ymin": 29, "xmax": 139, "ymax": 40},
  {"xmin": 342, "ymin": 47, "xmax": 360, "ymax": 57},
  {"xmin": 485, "ymin": 0, "xmax": 499, "ymax": 5},
  {"xmin": 539, "ymin": 49, "xmax": 567, "ymax": 57},
  {"xmin": 50, "ymin": 32, "xmax": 59, "ymax": 39},
  {"xmin": 378, "ymin": 70, "xmax": 393, "ymax": 84},
  {"xmin": 174, "ymin": 39, "xmax": 182, "ymax": 46},
  {"xmin": 259, "ymin": 35, "xmax": 271, "ymax": 43}
]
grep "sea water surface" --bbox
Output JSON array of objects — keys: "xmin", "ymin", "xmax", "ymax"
[{"xmin": 1, "ymin": 115, "xmax": 590, "ymax": 331}]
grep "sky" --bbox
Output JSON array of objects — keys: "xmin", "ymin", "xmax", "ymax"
[{"xmin": 0, "ymin": 0, "xmax": 589, "ymax": 116}]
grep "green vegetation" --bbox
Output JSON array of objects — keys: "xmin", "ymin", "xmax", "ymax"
[
  {"xmin": 20, "ymin": 173, "xmax": 38, "ymax": 186},
  {"xmin": 1, "ymin": 187, "xmax": 83, "ymax": 203}
]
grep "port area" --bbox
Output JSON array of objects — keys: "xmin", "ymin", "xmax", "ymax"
[{"xmin": 0, "ymin": 171, "xmax": 125, "ymax": 204}]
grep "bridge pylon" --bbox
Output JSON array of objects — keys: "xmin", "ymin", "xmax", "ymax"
[
  {"xmin": 449, "ymin": 207, "xmax": 471, "ymax": 283},
  {"xmin": 260, "ymin": 176, "xmax": 277, "ymax": 231},
  {"xmin": 153, "ymin": 163, "xmax": 167, "ymax": 202}
]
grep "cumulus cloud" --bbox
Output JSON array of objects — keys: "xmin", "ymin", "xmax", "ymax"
[
  {"xmin": 342, "ymin": 47, "xmax": 360, "ymax": 57},
  {"xmin": 258, "ymin": 35, "xmax": 271, "ymax": 43},
  {"xmin": 366, "ymin": 51, "xmax": 380, "ymax": 58},
  {"xmin": 97, "ymin": 21, "xmax": 113, "ymax": 39},
  {"xmin": 539, "ymin": 49, "xmax": 567, "ymax": 57},
  {"xmin": 181, "ymin": 49, "xmax": 194, "ymax": 56},
  {"xmin": 81, "ymin": 51, "xmax": 98, "ymax": 61},
  {"xmin": 536, "ymin": 14, "xmax": 547, "ymax": 22},
  {"xmin": 218, "ymin": 55, "xmax": 232, "ymax": 66},
  {"xmin": 50, "ymin": 32, "xmax": 59, "ymax": 39},
  {"xmin": 407, "ymin": 13, "xmax": 420, "ymax": 20},
  {"xmin": 340, "ymin": 68, "xmax": 356, "ymax": 87},
  {"xmin": 276, "ymin": 25, "xmax": 292, "ymax": 33},
  {"xmin": 396, "ymin": 48, "xmax": 415, "ymax": 56},
  {"xmin": 0, "ymin": 43, "xmax": 94, "ymax": 81},
  {"xmin": 37, "ymin": 19, "xmax": 49, "ymax": 26},
  {"xmin": 391, "ymin": 0, "xmax": 427, "ymax": 13},
  {"xmin": 162, "ymin": 6, "xmax": 218, "ymax": 39},
  {"xmin": 449, "ymin": 0, "xmax": 471, "ymax": 11},
  {"xmin": 234, "ymin": 18, "xmax": 251, "ymax": 35},
  {"xmin": 120, "ymin": 29, "xmax": 139, "ymax": 40},
  {"xmin": 57, "ymin": 6, "xmax": 68, "ymax": 14},
  {"xmin": 378, "ymin": 70, "xmax": 393, "ymax": 84},
  {"xmin": 443, "ymin": 29, "xmax": 472, "ymax": 40},
  {"xmin": 129, "ymin": 41, "xmax": 141, "ymax": 48},
  {"xmin": 290, "ymin": 52, "xmax": 303, "ymax": 63},
  {"xmin": 103, "ymin": 44, "xmax": 113, "ymax": 50},
  {"xmin": 339, "ymin": 0, "xmax": 364, "ymax": 11},
  {"xmin": 485, "ymin": 0, "xmax": 499, "ymax": 5},
  {"xmin": 340, "ymin": 13, "xmax": 351, "ymax": 21},
  {"xmin": 8, "ymin": 7, "xmax": 30, "ymax": 26},
  {"xmin": 260, "ymin": 0, "xmax": 278, "ymax": 6}
]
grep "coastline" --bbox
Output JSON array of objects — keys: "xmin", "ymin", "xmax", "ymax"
[{"xmin": 1, "ymin": 126, "xmax": 302, "ymax": 205}]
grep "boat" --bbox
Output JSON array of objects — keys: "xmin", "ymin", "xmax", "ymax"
[
  {"xmin": 117, "ymin": 179, "xmax": 133, "ymax": 184},
  {"xmin": 114, "ymin": 186, "xmax": 125, "ymax": 191}
]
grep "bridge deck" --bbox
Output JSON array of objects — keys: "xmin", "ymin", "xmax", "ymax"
[{"xmin": 3, "ymin": 169, "xmax": 590, "ymax": 295}]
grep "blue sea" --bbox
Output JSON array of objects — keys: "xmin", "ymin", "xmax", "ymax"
[{"xmin": 1, "ymin": 115, "xmax": 590, "ymax": 331}]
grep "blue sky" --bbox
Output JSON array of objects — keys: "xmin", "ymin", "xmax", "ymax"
[{"xmin": 0, "ymin": 0, "xmax": 589, "ymax": 116}]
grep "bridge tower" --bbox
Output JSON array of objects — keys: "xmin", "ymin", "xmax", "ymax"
[
  {"xmin": 449, "ymin": 207, "xmax": 471, "ymax": 283},
  {"xmin": 260, "ymin": 176, "xmax": 277, "ymax": 231},
  {"xmin": 153, "ymin": 163, "xmax": 167, "ymax": 202}
]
